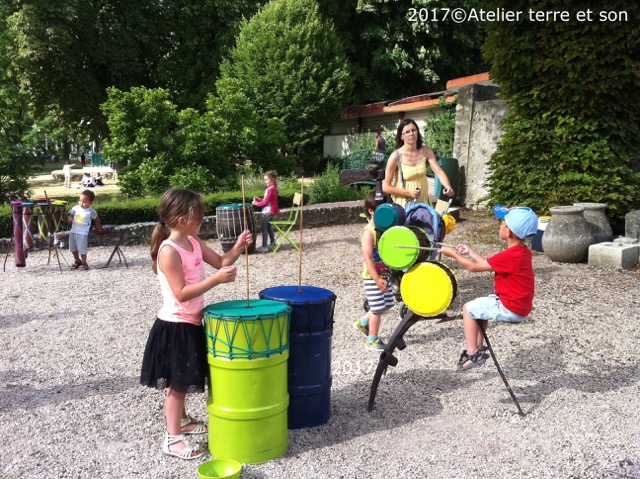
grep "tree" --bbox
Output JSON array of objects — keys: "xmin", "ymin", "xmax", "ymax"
[
  {"xmin": 339, "ymin": 0, "xmax": 487, "ymax": 102},
  {"xmin": 219, "ymin": 0, "xmax": 354, "ymax": 155},
  {"xmin": 101, "ymin": 85, "xmax": 289, "ymax": 197},
  {"xmin": 0, "ymin": 2, "xmax": 35, "ymax": 202},
  {"xmin": 482, "ymin": 0, "xmax": 640, "ymax": 224}
]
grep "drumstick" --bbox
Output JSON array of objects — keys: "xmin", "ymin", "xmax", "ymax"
[
  {"xmin": 393, "ymin": 245, "xmax": 441, "ymax": 252},
  {"xmin": 298, "ymin": 180, "xmax": 304, "ymax": 293},
  {"xmin": 434, "ymin": 242, "xmax": 456, "ymax": 248},
  {"xmin": 241, "ymin": 176, "xmax": 250, "ymax": 308}
]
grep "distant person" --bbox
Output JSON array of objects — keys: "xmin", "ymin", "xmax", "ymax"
[
  {"xmin": 80, "ymin": 153, "xmax": 86, "ymax": 167},
  {"xmin": 382, "ymin": 118, "xmax": 455, "ymax": 208},
  {"xmin": 252, "ymin": 171, "xmax": 280, "ymax": 253},
  {"xmin": 93, "ymin": 172, "xmax": 105, "ymax": 186},
  {"xmin": 62, "ymin": 161, "xmax": 73, "ymax": 188},
  {"xmin": 81, "ymin": 172, "xmax": 95, "ymax": 188},
  {"xmin": 374, "ymin": 130, "xmax": 386, "ymax": 163},
  {"xmin": 439, "ymin": 206, "xmax": 538, "ymax": 371},
  {"xmin": 140, "ymin": 188, "xmax": 252, "ymax": 460},
  {"xmin": 67, "ymin": 189, "xmax": 102, "ymax": 270},
  {"xmin": 374, "ymin": 130, "xmax": 386, "ymax": 153},
  {"xmin": 354, "ymin": 192, "xmax": 394, "ymax": 351}
]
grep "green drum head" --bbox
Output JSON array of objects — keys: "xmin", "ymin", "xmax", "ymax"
[
  {"xmin": 204, "ymin": 299, "xmax": 290, "ymax": 319},
  {"xmin": 204, "ymin": 300, "xmax": 291, "ymax": 359},
  {"xmin": 378, "ymin": 226, "xmax": 420, "ymax": 270}
]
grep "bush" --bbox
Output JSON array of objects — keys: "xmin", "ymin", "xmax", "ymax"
[{"xmin": 308, "ymin": 164, "xmax": 368, "ymax": 204}]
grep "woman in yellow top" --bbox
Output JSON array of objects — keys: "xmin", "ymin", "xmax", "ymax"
[{"xmin": 382, "ymin": 118, "xmax": 456, "ymax": 208}]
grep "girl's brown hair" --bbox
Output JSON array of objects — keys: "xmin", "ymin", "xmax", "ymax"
[
  {"xmin": 265, "ymin": 170, "xmax": 277, "ymax": 185},
  {"xmin": 150, "ymin": 188, "xmax": 206, "ymax": 274}
]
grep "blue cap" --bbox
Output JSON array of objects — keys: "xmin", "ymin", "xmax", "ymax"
[{"xmin": 493, "ymin": 204, "xmax": 538, "ymax": 239}]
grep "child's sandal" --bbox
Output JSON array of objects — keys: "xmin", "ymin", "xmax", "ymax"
[
  {"xmin": 79, "ymin": 263, "xmax": 90, "ymax": 271},
  {"xmin": 456, "ymin": 349, "xmax": 487, "ymax": 371},
  {"xmin": 162, "ymin": 432, "xmax": 204, "ymax": 460},
  {"xmin": 181, "ymin": 416, "xmax": 207, "ymax": 435}
]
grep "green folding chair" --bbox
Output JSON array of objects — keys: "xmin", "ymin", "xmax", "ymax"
[{"xmin": 269, "ymin": 192, "xmax": 302, "ymax": 252}]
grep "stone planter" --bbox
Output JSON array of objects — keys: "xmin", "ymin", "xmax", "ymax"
[
  {"xmin": 542, "ymin": 205, "xmax": 595, "ymax": 263},
  {"xmin": 573, "ymin": 202, "xmax": 613, "ymax": 244}
]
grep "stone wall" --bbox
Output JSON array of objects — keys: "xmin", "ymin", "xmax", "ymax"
[
  {"xmin": 453, "ymin": 84, "xmax": 508, "ymax": 208},
  {"xmin": 0, "ymin": 201, "xmax": 364, "ymax": 251}
]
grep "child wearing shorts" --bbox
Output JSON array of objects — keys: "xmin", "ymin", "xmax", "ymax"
[
  {"xmin": 354, "ymin": 192, "xmax": 395, "ymax": 351},
  {"xmin": 67, "ymin": 189, "xmax": 102, "ymax": 270},
  {"xmin": 439, "ymin": 206, "xmax": 538, "ymax": 370}
]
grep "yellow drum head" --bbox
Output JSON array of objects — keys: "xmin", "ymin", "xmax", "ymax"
[
  {"xmin": 430, "ymin": 260, "xmax": 458, "ymax": 302},
  {"xmin": 400, "ymin": 261, "xmax": 457, "ymax": 317}
]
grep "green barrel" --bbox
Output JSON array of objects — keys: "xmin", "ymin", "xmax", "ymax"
[
  {"xmin": 434, "ymin": 157, "xmax": 459, "ymax": 201},
  {"xmin": 204, "ymin": 300, "xmax": 291, "ymax": 464}
]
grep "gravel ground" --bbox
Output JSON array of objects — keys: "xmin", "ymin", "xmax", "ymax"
[{"xmin": 1, "ymin": 210, "xmax": 639, "ymax": 479}]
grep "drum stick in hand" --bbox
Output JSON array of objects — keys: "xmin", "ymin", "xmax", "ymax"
[
  {"xmin": 241, "ymin": 176, "xmax": 250, "ymax": 307},
  {"xmin": 393, "ymin": 244, "xmax": 441, "ymax": 252}
]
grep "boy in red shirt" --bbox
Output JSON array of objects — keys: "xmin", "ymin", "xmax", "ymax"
[{"xmin": 440, "ymin": 206, "xmax": 538, "ymax": 371}]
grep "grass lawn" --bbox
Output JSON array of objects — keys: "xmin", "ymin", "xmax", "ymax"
[{"xmin": 28, "ymin": 162, "xmax": 121, "ymax": 203}]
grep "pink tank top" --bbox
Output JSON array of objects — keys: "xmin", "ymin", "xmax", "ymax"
[{"xmin": 157, "ymin": 237, "xmax": 205, "ymax": 325}]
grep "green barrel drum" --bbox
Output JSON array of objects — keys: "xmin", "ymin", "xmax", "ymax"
[{"xmin": 204, "ymin": 299, "xmax": 291, "ymax": 464}]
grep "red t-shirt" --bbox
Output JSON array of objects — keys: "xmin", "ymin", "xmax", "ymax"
[{"xmin": 487, "ymin": 245, "xmax": 534, "ymax": 317}]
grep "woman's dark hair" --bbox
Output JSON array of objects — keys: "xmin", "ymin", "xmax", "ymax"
[{"xmin": 394, "ymin": 118, "xmax": 424, "ymax": 150}]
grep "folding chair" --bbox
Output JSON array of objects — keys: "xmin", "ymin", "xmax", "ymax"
[{"xmin": 269, "ymin": 192, "xmax": 302, "ymax": 252}]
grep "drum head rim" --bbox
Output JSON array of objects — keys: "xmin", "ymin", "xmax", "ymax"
[
  {"xmin": 379, "ymin": 226, "xmax": 421, "ymax": 270},
  {"xmin": 400, "ymin": 262, "xmax": 454, "ymax": 317}
]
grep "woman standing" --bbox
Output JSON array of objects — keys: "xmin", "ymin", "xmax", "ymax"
[{"xmin": 382, "ymin": 119, "xmax": 455, "ymax": 208}]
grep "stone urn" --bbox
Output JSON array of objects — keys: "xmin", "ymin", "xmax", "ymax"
[
  {"xmin": 542, "ymin": 205, "xmax": 595, "ymax": 263},
  {"xmin": 573, "ymin": 202, "xmax": 613, "ymax": 244}
]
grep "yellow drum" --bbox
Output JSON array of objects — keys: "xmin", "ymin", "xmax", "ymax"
[{"xmin": 400, "ymin": 261, "xmax": 458, "ymax": 317}]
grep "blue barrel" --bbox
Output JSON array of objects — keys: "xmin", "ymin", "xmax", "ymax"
[{"xmin": 259, "ymin": 285, "xmax": 335, "ymax": 429}]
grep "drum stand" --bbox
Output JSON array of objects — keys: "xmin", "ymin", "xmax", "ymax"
[
  {"xmin": 367, "ymin": 309, "xmax": 525, "ymax": 417},
  {"xmin": 46, "ymin": 233, "xmax": 68, "ymax": 273}
]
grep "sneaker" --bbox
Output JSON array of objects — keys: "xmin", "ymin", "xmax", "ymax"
[
  {"xmin": 256, "ymin": 246, "xmax": 269, "ymax": 254},
  {"xmin": 365, "ymin": 338, "xmax": 385, "ymax": 351},
  {"xmin": 353, "ymin": 319, "xmax": 369, "ymax": 336}
]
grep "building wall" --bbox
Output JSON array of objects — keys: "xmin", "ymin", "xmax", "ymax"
[
  {"xmin": 453, "ymin": 84, "xmax": 508, "ymax": 208},
  {"xmin": 324, "ymin": 108, "xmax": 442, "ymax": 158}
]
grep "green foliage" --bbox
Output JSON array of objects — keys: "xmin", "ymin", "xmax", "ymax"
[
  {"xmin": 423, "ymin": 97, "xmax": 456, "ymax": 159},
  {"xmin": 349, "ymin": 0, "xmax": 487, "ymax": 102},
  {"xmin": 0, "ymin": 3, "xmax": 36, "ymax": 202},
  {"xmin": 219, "ymin": 0, "xmax": 354, "ymax": 154},
  {"xmin": 483, "ymin": 0, "xmax": 640, "ymax": 222},
  {"xmin": 308, "ymin": 164, "xmax": 368, "ymax": 204},
  {"xmin": 101, "ymin": 86, "xmax": 291, "ymax": 198}
]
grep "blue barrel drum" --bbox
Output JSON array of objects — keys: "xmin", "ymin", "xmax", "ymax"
[{"xmin": 259, "ymin": 285, "xmax": 335, "ymax": 429}]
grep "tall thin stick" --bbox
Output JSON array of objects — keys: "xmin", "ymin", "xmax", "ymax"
[
  {"xmin": 241, "ymin": 176, "xmax": 250, "ymax": 308},
  {"xmin": 298, "ymin": 179, "xmax": 304, "ymax": 292}
]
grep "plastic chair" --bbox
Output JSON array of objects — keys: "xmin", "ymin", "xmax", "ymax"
[{"xmin": 269, "ymin": 193, "xmax": 302, "ymax": 252}]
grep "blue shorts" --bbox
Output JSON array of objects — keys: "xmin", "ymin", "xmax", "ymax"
[
  {"xmin": 69, "ymin": 232, "xmax": 89, "ymax": 255},
  {"xmin": 465, "ymin": 294, "xmax": 528, "ymax": 323}
]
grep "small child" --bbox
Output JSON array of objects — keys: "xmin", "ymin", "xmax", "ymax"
[
  {"xmin": 439, "ymin": 206, "xmax": 538, "ymax": 371},
  {"xmin": 140, "ymin": 188, "xmax": 252, "ymax": 460},
  {"xmin": 252, "ymin": 171, "xmax": 280, "ymax": 253},
  {"xmin": 67, "ymin": 189, "xmax": 102, "ymax": 270},
  {"xmin": 354, "ymin": 192, "xmax": 395, "ymax": 350}
]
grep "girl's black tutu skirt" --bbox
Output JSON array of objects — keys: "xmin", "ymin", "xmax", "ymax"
[{"xmin": 140, "ymin": 318, "xmax": 208, "ymax": 394}]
